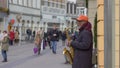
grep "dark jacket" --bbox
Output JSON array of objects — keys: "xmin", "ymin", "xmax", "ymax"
[
  {"xmin": 26, "ymin": 29, "xmax": 32, "ymax": 36},
  {"xmin": 61, "ymin": 32, "xmax": 66, "ymax": 41},
  {"xmin": 71, "ymin": 22, "xmax": 93, "ymax": 68},
  {"xmin": 33, "ymin": 31, "xmax": 36, "ymax": 37},
  {"xmin": 50, "ymin": 29, "xmax": 59, "ymax": 41}
]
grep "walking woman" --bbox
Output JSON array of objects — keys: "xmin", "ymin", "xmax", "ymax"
[
  {"xmin": 34, "ymin": 31, "xmax": 41, "ymax": 55},
  {"xmin": 1, "ymin": 31, "xmax": 9, "ymax": 62},
  {"xmin": 9, "ymin": 29, "xmax": 15, "ymax": 45},
  {"xmin": 14, "ymin": 30, "xmax": 19, "ymax": 45}
]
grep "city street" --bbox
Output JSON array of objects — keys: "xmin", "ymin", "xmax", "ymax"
[{"xmin": 0, "ymin": 41, "xmax": 71, "ymax": 68}]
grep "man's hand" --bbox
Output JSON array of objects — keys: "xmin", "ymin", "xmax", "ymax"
[{"xmin": 53, "ymin": 34, "xmax": 57, "ymax": 36}]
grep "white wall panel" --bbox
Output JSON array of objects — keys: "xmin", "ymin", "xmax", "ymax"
[
  {"xmin": 18, "ymin": 0, "xmax": 22, "ymax": 5},
  {"xmin": 37, "ymin": 0, "xmax": 40, "ymax": 8},
  {"xmin": 28, "ymin": 0, "xmax": 32, "ymax": 7},
  {"xmin": 33, "ymin": 0, "xmax": 37, "ymax": 8},
  {"xmin": 13, "ymin": 0, "xmax": 18, "ymax": 4},
  {"xmin": 9, "ymin": 4, "xmax": 40, "ymax": 15},
  {"xmin": 23, "ymin": 0, "xmax": 27, "ymax": 6}
]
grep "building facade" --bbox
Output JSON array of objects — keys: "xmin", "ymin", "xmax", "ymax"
[
  {"xmin": 97, "ymin": 0, "xmax": 119, "ymax": 68},
  {"xmin": 66, "ymin": 1, "xmax": 87, "ymax": 33},
  {"xmin": 0, "ymin": 0, "xmax": 8, "ymax": 31},
  {"xmin": 88, "ymin": 0, "xmax": 97, "ymax": 29},
  {"xmin": 8, "ymin": 0, "xmax": 41, "ymax": 40},
  {"xmin": 76, "ymin": 0, "xmax": 86, "ymax": 7},
  {"xmin": 41, "ymin": 0, "xmax": 67, "ymax": 32}
]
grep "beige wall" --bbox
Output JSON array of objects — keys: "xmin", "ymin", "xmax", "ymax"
[
  {"xmin": 97, "ymin": 0, "xmax": 119, "ymax": 68},
  {"xmin": 115, "ymin": 0, "xmax": 119, "ymax": 68},
  {"xmin": 97, "ymin": 0, "xmax": 104, "ymax": 68}
]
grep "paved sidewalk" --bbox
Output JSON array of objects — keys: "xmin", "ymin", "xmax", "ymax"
[{"xmin": 0, "ymin": 41, "xmax": 71, "ymax": 68}]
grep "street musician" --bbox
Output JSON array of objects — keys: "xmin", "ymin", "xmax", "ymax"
[{"xmin": 68, "ymin": 15, "xmax": 93, "ymax": 68}]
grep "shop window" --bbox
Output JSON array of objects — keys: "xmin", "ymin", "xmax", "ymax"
[
  {"xmin": 56, "ymin": 3, "xmax": 58, "ymax": 7},
  {"xmin": 48, "ymin": 2, "xmax": 50, "ymax": 6},
  {"xmin": 52, "ymin": 2, "xmax": 54, "ymax": 7},
  {"xmin": 67, "ymin": 2, "xmax": 69, "ymax": 13},
  {"xmin": 74, "ymin": 4, "xmax": 76, "ymax": 14},
  {"xmin": 70, "ymin": 3, "xmax": 73, "ymax": 14}
]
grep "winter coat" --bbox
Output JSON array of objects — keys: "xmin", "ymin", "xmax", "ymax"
[
  {"xmin": 1, "ymin": 36, "xmax": 9, "ymax": 51},
  {"xmin": 61, "ymin": 32, "xmax": 66, "ymax": 41},
  {"xmin": 9, "ymin": 31, "xmax": 15, "ymax": 40},
  {"xmin": 71, "ymin": 22, "xmax": 93, "ymax": 68},
  {"xmin": 26, "ymin": 29, "xmax": 32, "ymax": 36},
  {"xmin": 15, "ymin": 31, "xmax": 19, "ymax": 40},
  {"xmin": 50, "ymin": 29, "xmax": 59, "ymax": 41},
  {"xmin": 35, "ymin": 34, "xmax": 41, "ymax": 48},
  {"xmin": 38, "ymin": 30, "xmax": 44, "ymax": 40},
  {"xmin": 33, "ymin": 31, "xmax": 36, "ymax": 37}
]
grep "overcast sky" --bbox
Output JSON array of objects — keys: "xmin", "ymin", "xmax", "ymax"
[{"xmin": 68, "ymin": 0, "xmax": 76, "ymax": 3}]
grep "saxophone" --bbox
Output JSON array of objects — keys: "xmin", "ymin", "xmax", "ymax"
[{"xmin": 63, "ymin": 28, "xmax": 75, "ymax": 64}]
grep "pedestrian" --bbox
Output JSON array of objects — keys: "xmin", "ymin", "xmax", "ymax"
[
  {"xmin": 32, "ymin": 30, "xmax": 36, "ymax": 40},
  {"xmin": 50, "ymin": 25, "xmax": 59, "ymax": 54},
  {"xmin": 26, "ymin": 28, "xmax": 32, "ymax": 41},
  {"xmin": 43, "ymin": 32, "xmax": 47, "ymax": 49},
  {"xmin": 47, "ymin": 30, "xmax": 51, "ymax": 49},
  {"xmin": 34, "ymin": 31, "xmax": 41, "ymax": 55},
  {"xmin": 14, "ymin": 29, "xmax": 19, "ymax": 45},
  {"xmin": 68, "ymin": 15, "xmax": 93, "ymax": 68},
  {"xmin": 61, "ymin": 31, "xmax": 66, "ymax": 46},
  {"xmin": 9, "ymin": 29, "xmax": 15, "ymax": 46},
  {"xmin": 0, "ymin": 31, "xmax": 9, "ymax": 62}
]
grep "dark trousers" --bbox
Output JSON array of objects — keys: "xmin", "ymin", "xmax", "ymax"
[
  {"xmin": 48, "ymin": 41, "xmax": 51, "ymax": 49},
  {"xmin": 9, "ymin": 40, "xmax": 13, "ymax": 45},
  {"xmin": 27, "ymin": 35, "xmax": 31, "ymax": 41},
  {"xmin": 2, "ymin": 50, "xmax": 7, "ymax": 61}
]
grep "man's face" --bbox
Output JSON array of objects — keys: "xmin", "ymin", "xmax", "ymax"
[{"xmin": 77, "ymin": 21, "xmax": 86, "ymax": 29}]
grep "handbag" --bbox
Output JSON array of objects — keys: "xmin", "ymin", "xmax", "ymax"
[{"xmin": 33, "ymin": 47, "xmax": 38, "ymax": 54}]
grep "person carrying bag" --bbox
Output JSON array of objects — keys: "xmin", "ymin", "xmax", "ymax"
[{"xmin": 34, "ymin": 31, "xmax": 41, "ymax": 55}]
